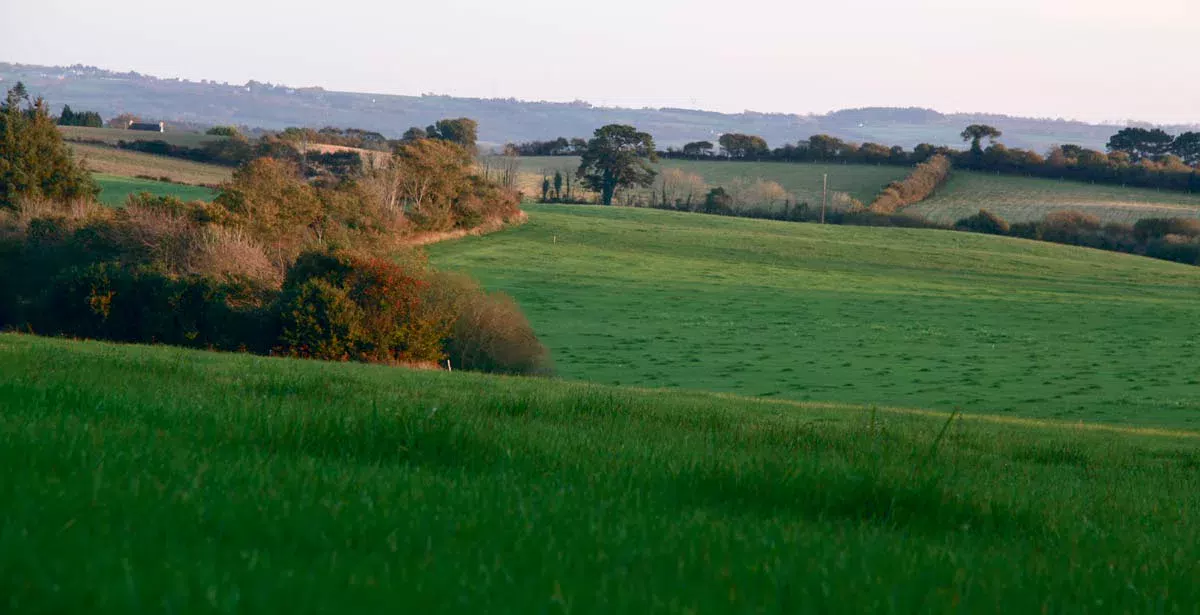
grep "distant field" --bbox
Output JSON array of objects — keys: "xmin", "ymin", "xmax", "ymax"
[
  {"xmin": 431, "ymin": 205, "xmax": 1200, "ymax": 428},
  {"xmin": 518, "ymin": 157, "xmax": 1200, "ymax": 223},
  {"xmin": 71, "ymin": 143, "xmax": 232, "ymax": 186},
  {"xmin": 516, "ymin": 156, "xmax": 908, "ymax": 205},
  {"xmin": 3, "ymin": 334, "xmax": 1200, "ymax": 612},
  {"xmin": 59, "ymin": 125, "xmax": 225, "ymax": 148},
  {"xmin": 94, "ymin": 174, "xmax": 217, "ymax": 206},
  {"xmin": 910, "ymin": 171, "xmax": 1200, "ymax": 224}
]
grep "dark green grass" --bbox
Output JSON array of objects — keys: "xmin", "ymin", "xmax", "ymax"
[
  {"xmin": 429, "ymin": 205, "xmax": 1200, "ymax": 428},
  {"xmin": 2, "ymin": 333, "xmax": 1198, "ymax": 612},
  {"xmin": 94, "ymin": 173, "xmax": 217, "ymax": 206}
]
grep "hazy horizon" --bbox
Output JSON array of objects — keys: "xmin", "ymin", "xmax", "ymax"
[{"xmin": 2, "ymin": 0, "xmax": 1197, "ymax": 125}]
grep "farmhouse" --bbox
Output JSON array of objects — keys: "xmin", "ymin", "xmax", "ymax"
[{"xmin": 128, "ymin": 121, "xmax": 165, "ymax": 132}]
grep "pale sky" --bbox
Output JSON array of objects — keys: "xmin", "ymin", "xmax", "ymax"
[{"xmin": 2, "ymin": 0, "xmax": 1197, "ymax": 124}]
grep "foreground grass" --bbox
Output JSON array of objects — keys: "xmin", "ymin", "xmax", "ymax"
[
  {"xmin": 1, "ymin": 333, "xmax": 1198, "ymax": 613},
  {"xmin": 430, "ymin": 205, "xmax": 1200, "ymax": 428},
  {"xmin": 914, "ymin": 170, "xmax": 1200, "ymax": 223},
  {"xmin": 73, "ymin": 143, "xmax": 232, "ymax": 187},
  {"xmin": 94, "ymin": 173, "xmax": 217, "ymax": 206}
]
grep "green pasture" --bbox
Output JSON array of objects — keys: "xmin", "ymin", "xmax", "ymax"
[
  {"xmin": 913, "ymin": 170, "xmax": 1200, "ymax": 224},
  {"xmin": 94, "ymin": 173, "xmax": 217, "ymax": 206},
  {"xmin": 430, "ymin": 205, "xmax": 1200, "ymax": 428},
  {"xmin": 516, "ymin": 156, "xmax": 908, "ymax": 205},
  {"xmin": 1, "ymin": 333, "xmax": 1198, "ymax": 612}
]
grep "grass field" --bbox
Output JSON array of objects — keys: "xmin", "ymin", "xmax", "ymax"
[
  {"xmin": 72, "ymin": 142, "xmax": 232, "ymax": 186},
  {"xmin": 59, "ymin": 125, "xmax": 226, "ymax": 148},
  {"xmin": 94, "ymin": 173, "xmax": 217, "ymax": 206},
  {"xmin": 2, "ymin": 333, "xmax": 1199, "ymax": 612},
  {"xmin": 914, "ymin": 171, "xmax": 1200, "ymax": 224},
  {"xmin": 516, "ymin": 156, "xmax": 908, "ymax": 205},
  {"xmin": 430, "ymin": 205, "xmax": 1200, "ymax": 428},
  {"xmin": 517, "ymin": 157, "xmax": 1200, "ymax": 223}
]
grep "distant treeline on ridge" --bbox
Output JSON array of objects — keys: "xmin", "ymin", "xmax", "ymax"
[{"xmin": 510, "ymin": 125, "xmax": 1200, "ymax": 194}]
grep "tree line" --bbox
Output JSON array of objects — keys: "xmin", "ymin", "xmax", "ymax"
[
  {"xmin": 510, "ymin": 124, "xmax": 1200, "ymax": 194},
  {"xmin": 56, "ymin": 104, "xmax": 103, "ymax": 128}
]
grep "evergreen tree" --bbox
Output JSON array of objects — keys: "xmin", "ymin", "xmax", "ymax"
[{"xmin": 0, "ymin": 83, "xmax": 98, "ymax": 209}]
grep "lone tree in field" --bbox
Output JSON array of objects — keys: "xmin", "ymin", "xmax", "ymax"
[
  {"xmin": 577, "ymin": 124, "xmax": 657, "ymax": 205},
  {"xmin": 961, "ymin": 124, "xmax": 1002, "ymax": 155},
  {"xmin": 0, "ymin": 83, "xmax": 97, "ymax": 209}
]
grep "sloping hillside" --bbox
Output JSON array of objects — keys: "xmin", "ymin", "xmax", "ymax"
[
  {"xmin": 430, "ymin": 205, "xmax": 1200, "ymax": 426},
  {"xmin": 914, "ymin": 170, "xmax": 1200, "ymax": 223}
]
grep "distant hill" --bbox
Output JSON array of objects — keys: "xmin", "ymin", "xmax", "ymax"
[{"xmin": 4, "ymin": 62, "xmax": 1196, "ymax": 151}]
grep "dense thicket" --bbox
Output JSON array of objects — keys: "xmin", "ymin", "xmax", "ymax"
[
  {"xmin": 1, "ymin": 85, "xmax": 545, "ymax": 374},
  {"xmin": 955, "ymin": 209, "xmax": 1200, "ymax": 266},
  {"xmin": 56, "ymin": 104, "xmax": 103, "ymax": 128}
]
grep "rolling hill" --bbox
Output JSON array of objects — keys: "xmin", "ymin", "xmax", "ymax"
[
  {"xmin": 429, "ymin": 205, "xmax": 1200, "ymax": 427},
  {"xmin": 9, "ymin": 62, "xmax": 1191, "ymax": 150}
]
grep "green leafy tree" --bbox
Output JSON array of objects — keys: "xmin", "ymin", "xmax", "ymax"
[
  {"xmin": 577, "ymin": 124, "xmax": 658, "ymax": 205},
  {"xmin": 718, "ymin": 133, "xmax": 768, "ymax": 159},
  {"xmin": 401, "ymin": 126, "xmax": 428, "ymax": 142},
  {"xmin": 425, "ymin": 118, "xmax": 478, "ymax": 152},
  {"xmin": 1106, "ymin": 127, "xmax": 1174, "ymax": 162},
  {"xmin": 206, "ymin": 125, "xmax": 241, "ymax": 137},
  {"xmin": 807, "ymin": 134, "xmax": 845, "ymax": 160},
  {"xmin": 961, "ymin": 124, "xmax": 1002, "ymax": 154},
  {"xmin": 681, "ymin": 141, "xmax": 714, "ymax": 157},
  {"xmin": 553, "ymin": 170, "xmax": 563, "ymax": 199},
  {"xmin": 0, "ymin": 83, "xmax": 98, "ymax": 209},
  {"xmin": 1171, "ymin": 132, "xmax": 1200, "ymax": 166}
]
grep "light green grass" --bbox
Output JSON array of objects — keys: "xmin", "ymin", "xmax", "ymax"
[
  {"xmin": 94, "ymin": 173, "xmax": 217, "ymax": 206},
  {"xmin": 60, "ymin": 125, "xmax": 225, "ymax": 148},
  {"xmin": 430, "ymin": 205, "xmax": 1200, "ymax": 428},
  {"xmin": 2, "ymin": 333, "xmax": 1198, "ymax": 612},
  {"xmin": 913, "ymin": 170, "xmax": 1200, "ymax": 224},
  {"xmin": 517, "ymin": 156, "xmax": 908, "ymax": 205}
]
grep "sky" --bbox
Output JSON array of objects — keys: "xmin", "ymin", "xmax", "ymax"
[{"xmin": 2, "ymin": 0, "xmax": 1197, "ymax": 124}]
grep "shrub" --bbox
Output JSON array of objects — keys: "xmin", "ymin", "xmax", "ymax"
[
  {"xmin": 276, "ymin": 278, "xmax": 363, "ymax": 361},
  {"xmin": 33, "ymin": 262, "xmax": 267, "ymax": 350},
  {"xmin": 1133, "ymin": 217, "xmax": 1200, "ymax": 242},
  {"xmin": 1040, "ymin": 210, "xmax": 1104, "ymax": 246},
  {"xmin": 955, "ymin": 209, "xmax": 1011, "ymax": 235},
  {"xmin": 424, "ymin": 272, "xmax": 552, "ymax": 376},
  {"xmin": 275, "ymin": 250, "xmax": 449, "ymax": 365}
]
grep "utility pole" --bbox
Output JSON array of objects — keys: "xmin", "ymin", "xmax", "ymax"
[{"xmin": 821, "ymin": 173, "xmax": 828, "ymax": 224}]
